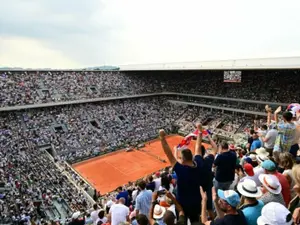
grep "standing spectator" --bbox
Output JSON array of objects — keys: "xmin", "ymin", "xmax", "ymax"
[
  {"xmin": 116, "ymin": 187, "xmax": 129, "ymax": 206},
  {"xmin": 261, "ymin": 160, "xmax": 291, "ymax": 206},
  {"xmin": 96, "ymin": 210, "xmax": 108, "ymax": 225},
  {"xmin": 159, "ymin": 129, "xmax": 203, "ymax": 223},
  {"xmin": 153, "ymin": 172, "xmax": 161, "ymax": 192},
  {"xmin": 146, "ymin": 176, "xmax": 155, "ymax": 192},
  {"xmin": 274, "ymin": 107, "xmax": 296, "ymax": 153},
  {"xmin": 261, "ymin": 124, "xmax": 278, "ymax": 156},
  {"xmin": 109, "ymin": 198, "xmax": 129, "ymax": 225},
  {"xmin": 237, "ymin": 179, "xmax": 264, "ymax": 225},
  {"xmin": 91, "ymin": 204, "xmax": 101, "ymax": 225},
  {"xmin": 214, "ymin": 141, "xmax": 237, "ymax": 192},
  {"xmin": 250, "ymin": 132, "xmax": 262, "ymax": 152},
  {"xmin": 258, "ymin": 174, "xmax": 285, "ymax": 206},
  {"xmin": 197, "ymin": 124, "xmax": 218, "ymax": 220},
  {"xmin": 136, "ymin": 180, "xmax": 152, "ymax": 218}
]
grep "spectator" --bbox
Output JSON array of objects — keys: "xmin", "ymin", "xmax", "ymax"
[
  {"xmin": 289, "ymin": 164, "xmax": 300, "ymax": 224},
  {"xmin": 237, "ymin": 179, "xmax": 264, "ymax": 225},
  {"xmin": 159, "ymin": 129, "xmax": 203, "ymax": 223},
  {"xmin": 257, "ymin": 202, "xmax": 293, "ymax": 225},
  {"xmin": 279, "ymin": 152, "xmax": 296, "ymax": 197},
  {"xmin": 250, "ymin": 132, "xmax": 262, "ymax": 152},
  {"xmin": 201, "ymin": 188, "xmax": 247, "ymax": 225},
  {"xmin": 135, "ymin": 180, "xmax": 152, "ymax": 218},
  {"xmin": 214, "ymin": 141, "xmax": 237, "ymax": 191},
  {"xmin": 91, "ymin": 204, "xmax": 101, "ymax": 225},
  {"xmin": 116, "ymin": 187, "xmax": 129, "ymax": 206},
  {"xmin": 274, "ymin": 107, "xmax": 296, "ymax": 153},
  {"xmin": 258, "ymin": 174, "xmax": 285, "ymax": 206},
  {"xmin": 146, "ymin": 176, "xmax": 155, "ymax": 192},
  {"xmin": 96, "ymin": 210, "xmax": 107, "ymax": 225},
  {"xmin": 261, "ymin": 160, "xmax": 291, "ymax": 206},
  {"xmin": 109, "ymin": 198, "xmax": 129, "ymax": 225}
]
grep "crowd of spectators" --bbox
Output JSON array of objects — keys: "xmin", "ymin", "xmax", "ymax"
[
  {"xmin": 1, "ymin": 70, "xmax": 300, "ymax": 107},
  {"xmin": 0, "ymin": 113, "xmax": 93, "ymax": 224},
  {"xmin": 1, "ymin": 69, "xmax": 300, "ymax": 225},
  {"xmin": 87, "ymin": 106, "xmax": 300, "ymax": 225}
]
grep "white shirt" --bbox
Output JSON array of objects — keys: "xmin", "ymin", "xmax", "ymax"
[
  {"xmin": 109, "ymin": 204, "xmax": 129, "ymax": 225},
  {"xmin": 264, "ymin": 129, "xmax": 278, "ymax": 149},
  {"xmin": 132, "ymin": 189, "xmax": 138, "ymax": 202},
  {"xmin": 91, "ymin": 209, "xmax": 100, "ymax": 225},
  {"xmin": 154, "ymin": 178, "xmax": 161, "ymax": 191},
  {"xmin": 96, "ymin": 217, "xmax": 108, "ymax": 225}
]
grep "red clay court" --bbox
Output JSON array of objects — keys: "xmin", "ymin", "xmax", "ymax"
[{"xmin": 73, "ymin": 135, "xmax": 211, "ymax": 194}]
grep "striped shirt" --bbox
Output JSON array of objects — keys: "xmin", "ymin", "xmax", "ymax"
[
  {"xmin": 136, "ymin": 190, "xmax": 152, "ymax": 217},
  {"xmin": 260, "ymin": 192, "xmax": 285, "ymax": 206}
]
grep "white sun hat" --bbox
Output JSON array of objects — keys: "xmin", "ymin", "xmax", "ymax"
[
  {"xmin": 259, "ymin": 174, "xmax": 282, "ymax": 194},
  {"xmin": 237, "ymin": 179, "xmax": 262, "ymax": 198},
  {"xmin": 153, "ymin": 205, "xmax": 166, "ymax": 220},
  {"xmin": 256, "ymin": 154, "xmax": 269, "ymax": 164},
  {"xmin": 256, "ymin": 147, "xmax": 269, "ymax": 157}
]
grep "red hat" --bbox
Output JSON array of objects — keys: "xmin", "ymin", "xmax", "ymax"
[
  {"xmin": 244, "ymin": 163, "xmax": 254, "ymax": 176},
  {"xmin": 229, "ymin": 144, "xmax": 235, "ymax": 150},
  {"xmin": 155, "ymin": 172, "xmax": 161, "ymax": 177}
]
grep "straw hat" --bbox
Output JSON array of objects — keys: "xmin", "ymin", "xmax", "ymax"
[
  {"xmin": 237, "ymin": 179, "xmax": 262, "ymax": 198},
  {"xmin": 259, "ymin": 174, "xmax": 282, "ymax": 194}
]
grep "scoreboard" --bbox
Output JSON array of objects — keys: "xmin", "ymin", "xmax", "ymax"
[{"xmin": 224, "ymin": 71, "xmax": 242, "ymax": 83}]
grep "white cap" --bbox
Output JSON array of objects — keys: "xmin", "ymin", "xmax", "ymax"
[{"xmin": 257, "ymin": 202, "xmax": 293, "ymax": 225}]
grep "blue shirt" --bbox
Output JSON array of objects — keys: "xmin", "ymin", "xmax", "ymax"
[
  {"xmin": 135, "ymin": 190, "xmax": 152, "ymax": 218},
  {"xmin": 240, "ymin": 200, "xmax": 264, "ymax": 225},
  {"xmin": 214, "ymin": 151, "xmax": 236, "ymax": 182},
  {"xmin": 250, "ymin": 139, "xmax": 262, "ymax": 151},
  {"xmin": 173, "ymin": 155, "xmax": 203, "ymax": 208},
  {"xmin": 116, "ymin": 191, "xmax": 129, "ymax": 206}
]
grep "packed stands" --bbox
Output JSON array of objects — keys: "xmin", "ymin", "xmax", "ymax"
[{"xmin": 0, "ymin": 69, "xmax": 300, "ymax": 225}]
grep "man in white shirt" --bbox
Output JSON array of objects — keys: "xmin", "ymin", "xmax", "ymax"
[
  {"xmin": 153, "ymin": 172, "xmax": 161, "ymax": 191},
  {"xmin": 109, "ymin": 198, "xmax": 129, "ymax": 225},
  {"xmin": 91, "ymin": 204, "xmax": 101, "ymax": 225},
  {"xmin": 260, "ymin": 124, "xmax": 278, "ymax": 156}
]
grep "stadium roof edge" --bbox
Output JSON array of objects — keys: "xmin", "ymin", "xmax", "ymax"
[{"xmin": 119, "ymin": 56, "xmax": 300, "ymax": 71}]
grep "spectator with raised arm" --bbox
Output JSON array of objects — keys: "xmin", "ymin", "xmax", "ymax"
[{"xmin": 159, "ymin": 129, "xmax": 203, "ymax": 223}]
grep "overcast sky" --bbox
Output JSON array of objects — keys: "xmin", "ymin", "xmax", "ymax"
[{"xmin": 1, "ymin": 0, "xmax": 300, "ymax": 68}]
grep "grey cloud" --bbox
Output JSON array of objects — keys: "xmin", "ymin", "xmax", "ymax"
[{"xmin": 0, "ymin": 0, "xmax": 122, "ymax": 65}]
